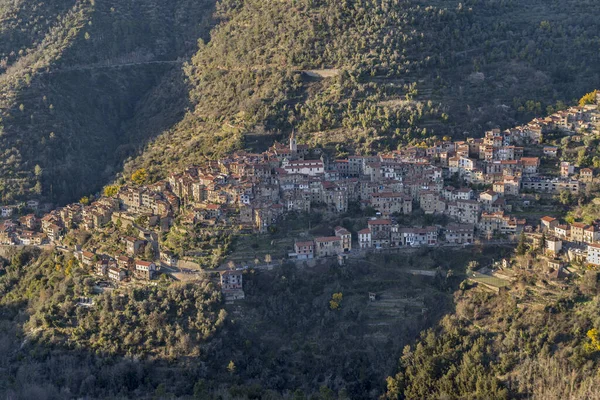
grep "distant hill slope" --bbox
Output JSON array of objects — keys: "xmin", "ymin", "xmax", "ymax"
[
  {"xmin": 0, "ymin": 0, "xmax": 215, "ymax": 204},
  {"xmin": 1, "ymin": 0, "xmax": 600, "ymax": 203}
]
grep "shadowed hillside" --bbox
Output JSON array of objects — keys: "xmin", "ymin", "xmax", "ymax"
[{"xmin": 0, "ymin": 0, "xmax": 216, "ymax": 204}]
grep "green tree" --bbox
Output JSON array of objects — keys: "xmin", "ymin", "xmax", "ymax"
[
  {"xmin": 466, "ymin": 260, "xmax": 479, "ymax": 274},
  {"xmin": 193, "ymin": 380, "xmax": 207, "ymax": 399},
  {"xmin": 33, "ymin": 182, "xmax": 42, "ymax": 195},
  {"xmin": 586, "ymin": 328, "xmax": 600, "ymax": 352},
  {"xmin": 557, "ymin": 190, "xmax": 572, "ymax": 205},
  {"xmin": 104, "ymin": 184, "xmax": 119, "ymax": 197},
  {"xmin": 330, "ymin": 292, "xmax": 343, "ymax": 310},
  {"xmin": 144, "ymin": 244, "xmax": 155, "ymax": 261},
  {"xmin": 539, "ymin": 232, "xmax": 547, "ymax": 252},
  {"xmin": 385, "ymin": 375, "xmax": 403, "ymax": 400},
  {"xmin": 319, "ymin": 386, "xmax": 334, "ymax": 400},
  {"xmin": 227, "ymin": 360, "xmax": 236, "ymax": 374},
  {"xmin": 292, "ymin": 389, "xmax": 307, "ymax": 400},
  {"xmin": 131, "ymin": 168, "xmax": 149, "ymax": 185},
  {"xmin": 579, "ymin": 90, "xmax": 598, "ymax": 106},
  {"xmin": 154, "ymin": 383, "xmax": 167, "ymax": 399},
  {"xmin": 79, "ymin": 196, "xmax": 90, "ymax": 205},
  {"xmin": 516, "ymin": 231, "xmax": 527, "ymax": 255},
  {"xmin": 577, "ymin": 148, "xmax": 591, "ymax": 167}
]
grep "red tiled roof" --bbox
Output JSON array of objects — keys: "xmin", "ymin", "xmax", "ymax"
[
  {"xmin": 368, "ymin": 219, "xmax": 392, "ymax": 225},
  {"xmin": 315, "ymin": 236, "xmax": 341, "ymax": 243}
]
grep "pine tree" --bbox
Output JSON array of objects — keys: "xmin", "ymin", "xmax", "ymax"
[
  {"xmin": 539, "ymin": 232, "xmax": 547, "ymax": 252},
  {"xmin": 516, "ymin": 231, "xmax": 527, "ymax": 255}
]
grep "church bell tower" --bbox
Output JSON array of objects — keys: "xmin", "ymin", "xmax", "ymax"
[{"xmin": 289, "ymin": 131, "xmax": 297, "ymax": 154}]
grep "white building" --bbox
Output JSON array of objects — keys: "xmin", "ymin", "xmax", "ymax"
[
  {"xmin": 1, "ymin": 206, "xmax": 14, "ymax": 218},
  {"xmin": 587, "ymin": 243, "xmax": 600, "ymax": 266},
  {"xmin": 546, "ymin": 237, "xmax": 562, "ymax": 254},
  {"xmin": 358, "ymin": 228, "xmax": 372, "ymax": 248},
  {"xmin": 282, "ymin": 159, "xmax": 324, "ymax": 176}
]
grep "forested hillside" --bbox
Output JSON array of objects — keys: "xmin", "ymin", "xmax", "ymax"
[
  {"xmin": 0, "ymin": 0, "xmax": 215, "ymax": 204},
  {"xmin": 0, "ymin": 248, "xmax": 228, "ymax": 398},
  {"xmin": 125, "ymin": 0, "xmax": 600, "ymax": 182},
  {"xmin": 0, "ymin": 0, "xmax": 599, "ymax": 204},
  {"xmin": 0, "ymin": 244, "xmax": 506, "ymax": 398},
  {"xmin": 384, "ymin": 274, "xmax": 600, "ymax": 399}
]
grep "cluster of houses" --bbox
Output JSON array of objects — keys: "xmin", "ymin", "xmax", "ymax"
[
  {"xmin": 0, "ymin": 94, "xmax": 599, "ymax": 292},
  {"xmin": 0, "ymin": 196, "xmax": 121, "ymax": 245},
  {"xmin": 72, "ymin": 232, "xmax": 177, "ymax": 282},
  {"xmin": 536, "ymin": 216, "xmax": 600, "ymax": 269},
  {"xmin": 290, "ymin": 220, "xmax": 475, "ymax": 259}
]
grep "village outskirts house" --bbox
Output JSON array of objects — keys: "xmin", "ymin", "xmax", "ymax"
[
  {"xmin": 554, "ymin": 224, "xmax": 570, "ymax": 240},
  {"xmin": 560, "ymin": 162, "xmax": 575, "ymax": 178},
  {"xmin": 398, "ymin": 226, "xmax": 438, "ymax": 246},
  {"xmin": 44, "ymin": 223, "xmax": 64, "ymax": 242},
  {"xmin": 159, "ymin": 250, "xmax": 178, "ymax": 267},
  {"xmin": 570, "ymin": 222, "xmax": 588, "ymax": 244},
  {"xmin": 221, "ymin": 270, "xmax": 243, "ymax": 290},
  {"xmin": 334, "ymin": 226, "xmax": 352, "ymax": 252},
  {"xmin": 81, "ymin": 251, "xmax": 95, "ymax": 267},
  {"xmin": 587, "ymin": 243, "xmax": 600, "ymax": 266},
  {"xmin": 95, "ymin": 259, "xmax": 108, "ymax": 276},
  {"xmin": 580, "ymin": 168, "xmax": 594, "ymax": 183},
  {"xmin": 419, "ymin": 190, "xmax": 446, "ymax": 214},
  {"xmin": 584, "ymin": 224, "xmax": 600, "ymax": 244},
  {"xmin": 368, "ymin": 218, "xmax": 392, "ymax": 248},
  {"xmin": 108, "ymin": 266, "xmax": 127, "ymax": 282},
  {"xmin": 314, "ymin": 236, "xmax": 344, "ymax": 257},
  {"xmin": 445, "ymin": 224, "xmax": 474, "ymax": 244},
  {"xmin": 540, "ymin": 216, "xmax": 559, "ymax": 232},
  {"xmin": 220, "ymin": 270, "xmax": 245, "ymax": 300},
  {"xmin": 358, "ymin": 228, "xmax": 372, "ymax": 248},
  {"xmin": 125, "ymin": 236, "xmax": 145, "ymax": 256},
  {"xmin": 117, "ymin": 255, "xmax": 134, "ymax": 270},
  {"xmin": 134, "ymin": 260, "xmax": 156, "ymax": 280},
  {"xmin": 1, "ymin": 206, "xmax": 14, "ymax": 218},
  {"xmin": 369, "ymin": 192, "xmax": 412, "ymax": 216},
  {"xmin": 546, "ymin": 237, "xmax": 562, "ymax": 255},
  {"xmin": 294, "ymin": 240, "xmax": 315, "ymax": 259},
  {"xmin": 479, "ymin": 190, "xmax": 500, "ymax": 212},
  {"xmin": 543, "ymin": 146, "xmax": 558, "ymax": 157}
]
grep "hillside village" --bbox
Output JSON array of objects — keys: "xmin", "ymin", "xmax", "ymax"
[{"xmin": 1, "ymin": 92, "xmax": 600, "ymax": 297}]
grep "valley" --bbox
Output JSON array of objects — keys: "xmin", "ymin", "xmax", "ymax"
[{"xmin": 2, "ymin": 0, "xmax": 600, "ymax": 398}]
